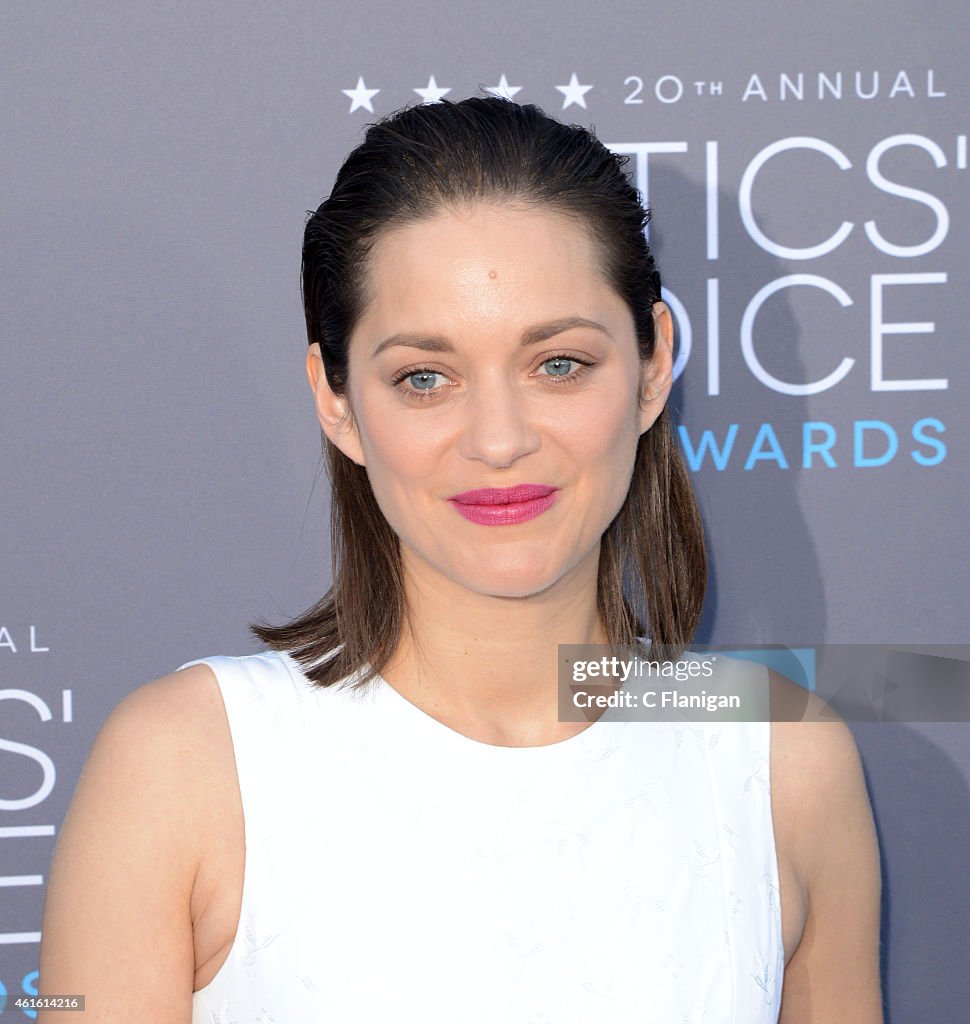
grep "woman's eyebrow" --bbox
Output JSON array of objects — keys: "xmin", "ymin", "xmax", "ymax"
[
  {"xmin": 371, "ymin": 316, "xmax": 611, "ymax": 358},
  {"xmin": 520, "ymin": 317, "xmax": 611, "ymax": 347},
  {"xmin": 371, "ymin": 333, "xmax": 452, "ymax": 357}
]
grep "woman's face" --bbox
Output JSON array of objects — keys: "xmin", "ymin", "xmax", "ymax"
[{"xmin": 308, "ymin": 202, "xmax": 673, "ymax": 600}]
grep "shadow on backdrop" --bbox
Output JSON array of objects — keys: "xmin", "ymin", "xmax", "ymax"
[{"xmin": 648, "ymin": 159, "xmax": 827, "ymax": 648}]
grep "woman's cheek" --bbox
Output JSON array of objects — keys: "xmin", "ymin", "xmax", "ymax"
[
  {"xmin": 549, "ymin": 396, "xmax": 637, "ymax": 458},
  {"xmin": 358, "ymin": 423, "xmax": 440, "ymax": 524}
]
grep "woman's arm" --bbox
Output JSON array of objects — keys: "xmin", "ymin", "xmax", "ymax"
[
  {"xmin": 38, "ymin": 666, "xmax": 217, "ymax": 1023},
  {"xmin": 775, "ymin": 710, "xmax": 884, "ymax": 1023}
]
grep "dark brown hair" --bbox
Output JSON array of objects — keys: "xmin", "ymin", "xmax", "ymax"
[{"xmin": 250, "ymin": 96, "xmax": 706, "ymax": 687}]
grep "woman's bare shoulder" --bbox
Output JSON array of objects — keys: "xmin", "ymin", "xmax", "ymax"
[
  {"xmin": 767, "ymin": 669, "xmax": 884, "ymax": 1022},
  {"xmin": 38, "ymin": 662, "xmax": 232, "ymax": 1020},
  {"xmin": 91, "ymin": 662, "xmax": 232, "ymax": 823},
  {"xmin": 767, "ymin": 668, "xmax": 873, "ymax": 874},
  {"xmin": 109, "ymin": 661, "xmax": 227, "ymax": 757},
  {"xmin": 64, "ymin": 661, "xmax": 229, "ymax": 852},
  {"xmin": 768, "ymin": 668, "xmax": 869, "ymax": 791}
]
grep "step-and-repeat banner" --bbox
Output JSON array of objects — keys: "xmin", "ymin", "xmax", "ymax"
[{"xmin": 2, "ymin": 1, "xmax": 967, "ymax": 1017}]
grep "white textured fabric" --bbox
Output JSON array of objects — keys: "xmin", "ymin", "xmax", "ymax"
[{"xmin": 182, "ymin": 649, "xmax": 784, "ymax": 1023}]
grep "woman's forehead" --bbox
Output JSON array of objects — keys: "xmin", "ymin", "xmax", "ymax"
[
  {"xmin": 356, "ymin": 204, "xmax": 621, "ymax": 335},
  {"xmin": 369, "ymin": 202, "xmax": 602, "ymax": 268}
]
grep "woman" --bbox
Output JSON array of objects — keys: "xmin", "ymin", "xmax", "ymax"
[{"xmin": 38, "ymin": 97, "xmax": 882, "ymax": 1022}]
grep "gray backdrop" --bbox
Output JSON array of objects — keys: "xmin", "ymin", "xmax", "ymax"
[{"xmin": 2, "ymin": 1, "xmax": 967, "ymax": 1019}]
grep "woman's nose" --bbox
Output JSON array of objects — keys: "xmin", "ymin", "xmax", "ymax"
[{"xmin": 457, "ymin": 377, "xmax": 541, "ymax": 469}]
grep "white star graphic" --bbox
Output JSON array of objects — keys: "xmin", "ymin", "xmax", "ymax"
[
  {"xmin": 414, "ymin": 75, "xmax": 451, "ymax": 104},
  {"xmin": 555, "ymin": 73, "xmax": 593, "ymax": 109},
  {"xmin": 342, "ymin": 76, "xmax": 380, "ymax": 114},
  {"xmin": 485, "ymin": 74, "xmax": 522, "ymax": 100}
]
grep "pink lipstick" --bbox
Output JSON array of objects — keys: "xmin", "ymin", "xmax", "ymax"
[{"xmin": 448, "ymin": 484, "xmax": 559, "ymax": 526}]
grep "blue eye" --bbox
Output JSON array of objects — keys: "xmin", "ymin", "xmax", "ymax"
[
  {"xmin": 542, "ymin": 357, "xmax": 575, "ymax": 376},
  {"xmin": 409, "ymin": 371, "xmax": 440, "ymax": 390}
]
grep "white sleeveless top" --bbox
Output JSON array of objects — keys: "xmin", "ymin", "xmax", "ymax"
[{"xmin": 182, "ymin": 649, "xmax": 784, "ymax": 1023}]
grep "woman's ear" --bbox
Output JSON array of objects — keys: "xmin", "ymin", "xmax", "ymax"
[
  {"xmin": 638, "ymin": 301, "xmax": 674, "ymax": 434},
  {"xmin": 305, "ymin": 343, "xmax": 366, "ymax": 466}
]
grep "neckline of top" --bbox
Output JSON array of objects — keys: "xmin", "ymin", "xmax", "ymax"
[
  {"xmin": 372, "ymin": 668, "xmax": 619, "ymax": 756},
  {"xmin": 279, "ymin": 649, "xmax": 633, "ymax": 758}
]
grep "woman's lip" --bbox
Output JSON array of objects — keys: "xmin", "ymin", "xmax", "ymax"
[
  {"xmin": 448, "ymin": 484, "xmax": 557, "ymax": 505},
  {"xmin": 447, "ymin": 485, "xmax": 560, "ymax": 526}
]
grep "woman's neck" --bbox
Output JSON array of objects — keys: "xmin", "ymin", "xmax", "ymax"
[{"xmin": 378, "ymin": 545, "xmax": 609, "ymax": 746}]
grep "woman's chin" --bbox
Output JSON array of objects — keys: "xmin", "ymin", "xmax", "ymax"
[
  {"xmin": 401, "ymin": 537, "xmax": 599, "ymax": 601},
  {"xmin": 449, "ymin": 555, "xmax": 585, "ymax": 601}
]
